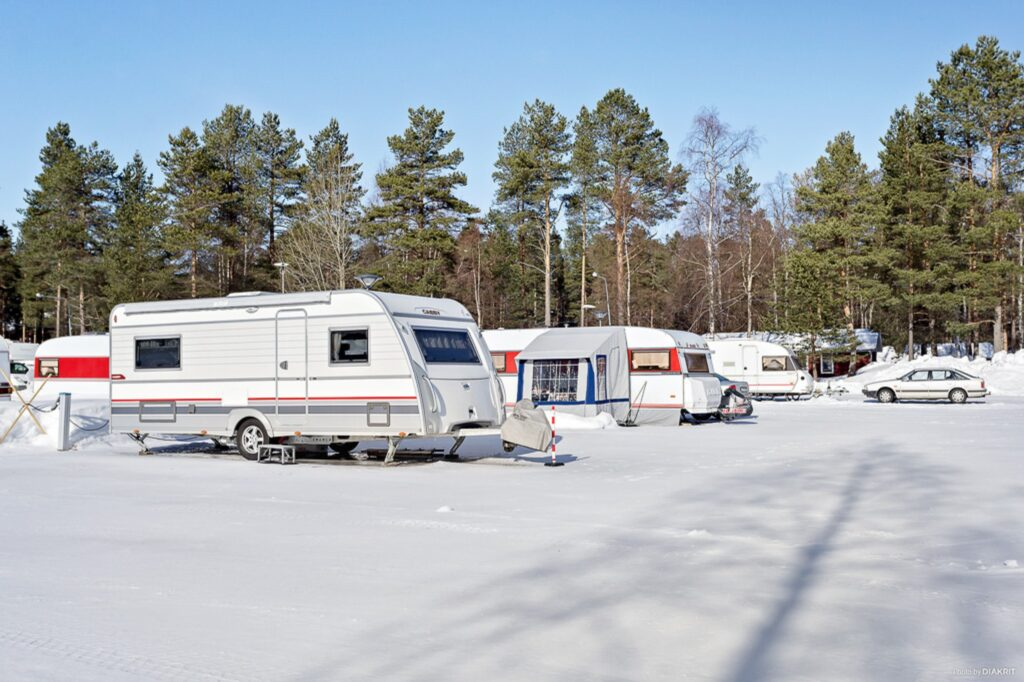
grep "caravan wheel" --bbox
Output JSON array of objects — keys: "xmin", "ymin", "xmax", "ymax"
[{"xmin": 236, "ymin": 419, "xmax": 268, "ymax": 460}]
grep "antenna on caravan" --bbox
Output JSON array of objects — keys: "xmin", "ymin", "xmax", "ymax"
[{"xmin": 355, "ymin": 274, "xmax": 382, "ymax": 290}]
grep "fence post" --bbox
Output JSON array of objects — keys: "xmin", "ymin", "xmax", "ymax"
[{"xmin": 57, "ymin": 392, "xmax": 72, "ymax": 451}]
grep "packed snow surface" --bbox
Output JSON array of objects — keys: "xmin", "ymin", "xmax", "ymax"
[{"xmin": 1, "ymin": 394, "xmax": 1022, "ymax": 681}]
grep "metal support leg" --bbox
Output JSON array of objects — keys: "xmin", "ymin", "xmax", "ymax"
[
  {"xmin": 383, "ymin": 436, "xmax": 403, "ymax": 465},
  {"xmin": 128, "ymin": 432, "xmax": 151, "ymax": 455}
]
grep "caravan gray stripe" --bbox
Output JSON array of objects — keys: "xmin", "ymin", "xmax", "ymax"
[
  {"xmin": 113, "ymin": 403, "xmax": 421, "ymax": 416},
  {"xmin": 112, "ymin": 374, "xmax": 412, "ymax": 384}
]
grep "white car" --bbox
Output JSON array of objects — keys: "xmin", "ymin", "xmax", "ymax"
[{"xmin": 862, "ymin": 367, "xmax": 989, "ymax": 404}]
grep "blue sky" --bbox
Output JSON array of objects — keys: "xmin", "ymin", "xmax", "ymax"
[{"xmin": 2, "ymin": 0, "xmax": 1023, "ymax": 234}]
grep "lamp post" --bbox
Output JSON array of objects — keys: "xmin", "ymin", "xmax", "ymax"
[
  {"xmin": 581, "ymin": 303, "xmax": 595, "ymax": 328},
  {"xmin": 591, "ymin": 271, "xmax": 611, "ymax": 324},
  {"xmin": 354, "ymin": 273, "xmax": 382, "ymax": 290},
  {"xmin": 593, "ymin": 310, "xmax": 608, "ymax": 327},
  {"xmin": 273, "ymin": 262, "xmax": 288, "ymax": 292}
]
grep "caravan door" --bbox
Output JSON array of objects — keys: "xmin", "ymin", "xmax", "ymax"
[
  {"xmin": 275, "ymin": 309, "xmax": 309, "ymax": 426},
  {"xmin": 741, "ymin": 345, "xmax": 759, "ymax": 375}
]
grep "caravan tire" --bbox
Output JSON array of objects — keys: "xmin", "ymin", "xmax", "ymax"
[{"xmin": 236, "ymin": 419, "xmax": 268, "ymax": 461}]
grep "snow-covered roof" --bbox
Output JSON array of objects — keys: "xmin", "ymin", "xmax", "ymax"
[
  {"xmin": 35, "ymin": 334, "xmax": 109, "ymax": 358},
  {"xmin": 115, "ymin": 290, "xmax": 473, "ymax": 321},
  {"xmin": 519, "ymin": 327, "xmax": 627, "ymax": 361},
  {"xmin": 482, "ymin": 328, "xmax": 548, "ymax": 351}
]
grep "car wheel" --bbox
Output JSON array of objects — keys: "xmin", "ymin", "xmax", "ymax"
[
  {"xmin": 329, "ymin": 441, "xmax": 359, "ymax": 456},
  {"xmin": 236, "ymin": 418, "xmax": 268, "ymax": 460},
  {"xmin": 949, "ymin": 388, "xmax": 968, "ymax": 404},
  {"xmin": 877, "ymin": 388, "xmax": 896, "ymax": 404}
]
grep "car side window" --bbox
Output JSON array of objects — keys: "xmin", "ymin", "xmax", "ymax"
[{"xmin": 908, "ymin": 371, "xmax": 929, "ymax": 381}]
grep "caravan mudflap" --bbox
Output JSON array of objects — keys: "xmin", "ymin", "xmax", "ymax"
[{"xmin": 500, "ymin": 400, "xmax": 554, "ymax": 453}]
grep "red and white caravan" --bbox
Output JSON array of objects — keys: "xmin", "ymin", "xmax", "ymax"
[
  {"xmin": 32, "ymin": 334, "xmax": 110, "ymax": 401},
  {"xmin": 109, "ymin": 290, "xmax": 516, "ymax": 459},
  {"xmin": 483, "ymin": 327, "xmax": 723, "ymax": 425}
]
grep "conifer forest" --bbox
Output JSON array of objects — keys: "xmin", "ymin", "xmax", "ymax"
[{"xmin": 3, "ymin": 35, "xmax": 1024, "ymax": 356}]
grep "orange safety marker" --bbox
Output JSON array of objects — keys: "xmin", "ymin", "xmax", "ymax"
[{"xmin": 544, "ymin": 405, "xmax": 563, "ymax": 467}]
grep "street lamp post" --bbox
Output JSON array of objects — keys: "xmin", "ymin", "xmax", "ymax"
[
  {"xmin": 591, "ymin": 271, "xmax": 611, "ymax": 324},
  {"xmin": 593, "ymin": 310, "xmax": 608, "ymax": 327},
  {"xmin": 273, "ymin": 262, "xmax": 288, "ymax": 293}
]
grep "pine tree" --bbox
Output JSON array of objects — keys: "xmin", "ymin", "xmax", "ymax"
[
  {"xmin": 16, "ymin": 122, "xmax": 116, "ymax": 336},
  {"xmin": 585, "ymin": 89, "xmax": 687, "ymax": 324},
  {"xmin": 201, "ymin": 104, "xmax": 260, "ymax": 291},
  {"xmin": 794, "ymin": 132, "xmax": 882, "ymax": 339},
  {"xmin": 928, "ymin": 36, "xmax": 1024, "ymax": 351},
  {"xmin": 0, "ymin": 222, "xmax": 20, "ymax": 337},
  {"xmin": 102, "ymin": 153, "xmax": 172, "ymax": 305},
  {"xmin": 254, "ymin": 112, "xmax": 304, "ymax": 257},
  {"xmin": 492, "ymin": 100, "xmax": 570, "ymax": 326},
  {"xmin": 367, "ymin": 106, "xmax": 477, "ymax": 296},
  {"xmin": 158, "ymin": 127, "xmax": 223, "ymax": 298},
  {"xmin": 878, "ymin": 102, "xmax": 958, "ymax": 357},
  {"xmin": 282, "ymin": 118, "xmax": 365, "ymax": 291}
]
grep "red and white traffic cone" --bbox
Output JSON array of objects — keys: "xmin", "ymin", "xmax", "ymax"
[{"xmin": 544, "ymin": 405, "xmax": 564, "ymax": 467}]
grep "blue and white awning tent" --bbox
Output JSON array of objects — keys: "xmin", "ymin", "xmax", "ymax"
[{"xmin": 516, "ymin": 327, "xmax": 631, "ymax": 422}]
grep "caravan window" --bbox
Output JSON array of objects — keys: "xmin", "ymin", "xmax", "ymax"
[
  {"xmin": 135, "ymin": 337, "xmax": 180, "ymax": 370},
  {"xmin": 763, "ymin": 355, "xmax": 799, "ymax": 371},
  {"xmin": 683, "ymin": 352, "xmax": 711, "ymax": 374},
  {"xmin": 38, "ymin": 358, "xmax": 59, "ymax": 377},
  {"xmin": 414, "ymin": 328, "xmax": 480, "ymax": 364},
  {"xmin": 531, "ymin": 360, "xmax": 579, "ymax": 403},
  {"xmin": 330, "ymin": 329, "xmax": 369, "ymax": 364},
  {"xmin": 631, "ymin": 350, "xmax": 671, "ymax": 371}
]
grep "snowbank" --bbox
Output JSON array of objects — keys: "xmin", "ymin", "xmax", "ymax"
[
  {"xmin": 836, "ymin": 349, "xmax": 1024, "ymax": 396},
  {"xmin": 550, "ymin": 411, "xmax": 619, "ymax": 430},
  {"xmin": 0, "ymin": 397, "xmax": 111, "ymax": 450}
]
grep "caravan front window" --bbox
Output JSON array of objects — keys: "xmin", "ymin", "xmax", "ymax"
[
  {"xmin": 38, "ymin": 358, "xmax": 59, "ymax": 377},
  {"xmin": 330, "ymin": 329, "xmax": 369, "ymax": 364},
  {"xmin": 763, "ymin": 355, "xmax": 799, "ymax": 371},
  {"xmin": 531, "ymin": 360, "xmax": 578, "ymax": 403},
  {"xmin": 414, "ymin": 328, "xmax": 480, "ymax": 364}
]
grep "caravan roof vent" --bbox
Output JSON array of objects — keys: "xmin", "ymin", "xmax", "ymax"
[{"xmin": 226, "ymin": 291, "xmax": 269, "ymax": 298}]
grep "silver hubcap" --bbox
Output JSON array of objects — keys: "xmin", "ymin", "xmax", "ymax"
[
  {"xmin": 241, "ymin": 425, "xmax": 264, "ymax": 453},
  {"xmin": 952, "ymin": 391, "xmax": 965, "ymax": 403}
]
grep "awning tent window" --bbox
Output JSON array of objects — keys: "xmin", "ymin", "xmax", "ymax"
[{"xmin": 531, "ymin": 360, "xmax": 579, "ymax": 403}]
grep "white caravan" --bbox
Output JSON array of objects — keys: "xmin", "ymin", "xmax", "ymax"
[
  {"xmin": 706, "ymin": 338, "xmax": 814, "ymax": 398},
  {"xmin": 32, "ymin": 334, "xmax": 111, "ymax": 401},
  {"xmin": 484, "ymin": 327, "xmax": 723, "ymax": 425},
  {"xmin": 481, "ymin": 328, "xmax": 546, "ymax": 413},
  {"xmin": 109, "ymin": 290, "xmax": 512, "ymax": 459},
  {"xmin": 623, "ymin": 328, "xmax": 722, "ymax": 424}
]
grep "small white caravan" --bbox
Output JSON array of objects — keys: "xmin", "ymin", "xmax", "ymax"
[
  {"xmin": 31, "ymin": 334, "xmax": 110, "ymax": 401},
  {"xmin": 515, "ymin": 327, "xmax": 631, "ymax": 422},
  {"xmin": 623, "ymin": 328, "xmax": 722, "ymax": 424},
  {"xmin": 109, "ymin": 290, "xmax": 512, "ymax": 459},
  {"xmin": 485, "ymin": 326, "xmax": 723, "ymax": 425},
  {"xmin": 706, "ymin": 338, "xmax": 814, "ymax": 397},
  {"xmin": 481, "ymin": 328, "xmax": 546, "ymax": 412}
]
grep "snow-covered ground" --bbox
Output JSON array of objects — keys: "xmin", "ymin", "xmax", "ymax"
[
  {"xmin": 1, "ymin": 395, "xmax": 1022, "ymax": 681},
  {"xmin": 829, "ymin": 349, "xmax": 1024, "ymax": 397}
]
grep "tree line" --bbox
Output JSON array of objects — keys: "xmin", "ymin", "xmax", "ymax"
[{"xmin": 2, "ymin": 35, "xmax": 1022, "ymax": 357}]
